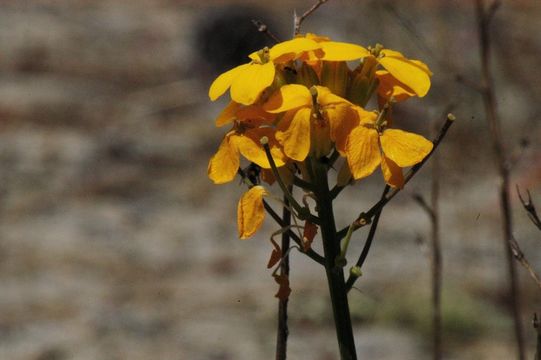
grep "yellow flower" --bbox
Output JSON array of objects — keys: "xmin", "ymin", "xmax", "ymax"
[
  {"xmin": 208, "ymin": 108, "xmax": 285, "ymax": 184},
  {"xmin": 237, "ymin": 185, "xmax": 268, "ymax": 239},
  {"xmin": 208, "ymin": 38, "xmax": 322, "ymax": 106},
  {"xmin": 345, "ymin": 108, "xmax": 433, "ymax": 188},
  {"xmin": 263, "ymin": 84, "xmax": 351, "ymax": 161}
]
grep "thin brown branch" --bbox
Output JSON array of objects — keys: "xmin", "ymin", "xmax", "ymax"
[
  {"xmin": 413, "ymin": 192, "xmax": 442, "ymax": 360},
  {"xmin": 455, "ymin": 74, "xmax": 485, "ymax": 93},
  {"xmin": 517, "ymin": 187, "xmax": 541, "ymax": 231},
  {"xmin": 294, "ymin": 0, "xmax": 329, "ymax": 35},
  {"xmin": 509, "ymin": 236, "xmax": 541, "ymax": 290},
  {"xmin": 535, "ymin": 314, "xmax": 541, "ymax": 360},
  {"xmin": 475, "ymin": 0, "xmax": 525, "ymax": 358},
  {"xmin": 412, "ymin": 194, "xmax": 435, "ymax": 220},
  {"xmin": 251, "ymin": 19, "xmax": 281, "ymax": 44},
  {"xmin": 336, "ymin": 112, "xmax": 455, "ymax": 240}
]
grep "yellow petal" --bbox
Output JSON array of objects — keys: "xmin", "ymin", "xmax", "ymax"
[
  {"xmin": 410, "ymin": 59, "xmax": 433, "ymax": 76},
  {"xmin": 346, "ymin": 126, "xmax": 381, "ymax": 180},
  {"xmin": 237, "ymin": 185, "xmax": 268, "ymax": 239},
  {"xmin": 275, "ymin": 107, "xmax": 312, "ymax": 161},
  {"xmin": 235, "ymin": 104, "xmax": 275, "ymax": 124},
  {"xmin": 269, "ymin": 37, "xmax": 321, "ymax": 63},
  {"xmin": 319, "ymin": 41, "xmax": 370, "ymax": 61},
  {"xmin": 209, "ymin": 63, "xmax": 251, "ymax": 101},
  {"xmin": 232, "ymin": 128, "xmax": 286, "ymax": 168},
  {"xmin": 263, "ymin": 84, "xmax": 312, "ymax": 113},
  {"xmin": 378, "ymin": 49, "xmax": 431, "ymax": 97},
  {"xmin": 380, "ymin": 129, "xmax": 433, "ymax": 167},
  {"xmin": 355, "ymin": 106, "xmax": 378, "ymax": 125},
  {"xmin": 215, "ymin": 101, "xmax": 241, "ymax": 127},
  {"xmin": 375, "ymin": 70, "xmax": 416, "ymax": 102},
  {"xmin": 328, "ymin": 105, "xmax": 358, "ymax": 156},
  {"xmin": 231, "ymin": 62, "xmax": 275, "ymax": 105},
  {"xmin": 381, "ymin": 155, "xmax": 404, "ymax": 188},
  {"xmin": 315, "ymin": 85, "xmax": 351, "ymax": 107},
  {"xmin": 208, "ymin": 133, "xmax": 239, "ymax": 184}
]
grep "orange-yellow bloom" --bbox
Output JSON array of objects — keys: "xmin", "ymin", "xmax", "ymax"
[
  {"xmin": 264, "ymin": 84, "xmax": 351, "ymax": 161},
  {"xmin": 209, "ymin": 38, "xmax": 322, "ymax": 106},
  {"xmin": 345, "ymin": 109, "xmax": 433, "ymax": 188},
  {"xmin": 237, "ymin": 185, "xmax": 268, "ymax": 239}
]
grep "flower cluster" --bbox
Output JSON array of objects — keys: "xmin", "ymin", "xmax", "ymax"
[{"xmin": 208, "ymin": 33, "xmax": 433, "ymax": 239}]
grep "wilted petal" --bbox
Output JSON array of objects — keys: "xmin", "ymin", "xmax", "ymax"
[
  {"xmin": 380, "ymin": 129, "xmax": 433, "ymax": 167},
  {"xmin": 378, "ymin": 49, "xmax": 431, "ymax": 97},
  {"xmin": 209, "ymin": 63, "xmax": 251, "ymax": 101},
  {"xmin": 208, "ymin": 133, "xmax": 239, "ymax": 184},
  {"xmin": 230, "ymin": 62, "xmax": 275, "ymax": 105},
  {"xmin": 346, "ymin": 126, "xmax": 381, "ymax": 180},
  {"xmin": 267, "ymin": 238, "xmax": 282, "ymax": 269},
  {"xmin": 237, "ymin": 185, "xmax": 268, "ymax": 239},
  {"xmin": 319, "ymin": 41, "xmax": 370, "ymax": 61},
  {"xmin": 264, "ymin": 84, "xmax": 312, "ymax": 113},
  {"xmin": 260, "ymin": 168, "xmax": 275, "ymax": 185},
  {"xmin": 302, "ymin": 221, "xmax": 318, "ymax": 251},
  {"xmin": 381, "ymin": 155, "xmax": 404, "ymax": 188},
  {"xmin": 275, "ymin": 107, "xmax": 312, "ymax": 161},
  {"xmin": 272, "ymin": 273, "xmax": 291, "ymax": 300}
]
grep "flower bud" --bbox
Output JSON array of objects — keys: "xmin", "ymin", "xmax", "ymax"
[{"xmin": 350, "ymin": 266, "xmax": 363, "ymax": 278}]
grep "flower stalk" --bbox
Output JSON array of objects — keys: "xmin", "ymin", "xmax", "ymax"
[{"xmin": 311, "ymin": 156, "xmax": 357, "ymax": 360}]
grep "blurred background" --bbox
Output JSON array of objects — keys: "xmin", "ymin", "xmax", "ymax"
[{"xmin": 0, "ymin": 0, "xmax": 540, "ymax": 359}]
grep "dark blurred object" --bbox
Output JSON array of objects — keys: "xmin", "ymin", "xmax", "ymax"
[{"xmin": 196, "ymin": 6, "xmax": 282, "ymax": 74}]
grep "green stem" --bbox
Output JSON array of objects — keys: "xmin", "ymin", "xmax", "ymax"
[{"xmin": 311, "ymin": 157, "xmax": 357, "ymax": 360}]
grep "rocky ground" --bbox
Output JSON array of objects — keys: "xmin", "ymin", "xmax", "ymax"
[{"xmin": 0, "ymin": 1, "xmax": 540, "ymax": 359}]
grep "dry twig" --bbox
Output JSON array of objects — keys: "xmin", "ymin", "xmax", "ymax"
[
  {"xmin": 474, "ymin": 0, "xmax": 525, "ymax": 358},
  {"xmin": 517, "ymin": 187, "xmax": 541, "ymax": 231},
  {"xmin": 509, "ymin": 236, "xmax": 541, "ymax": 290},
  {"xmin": 251, "ymin": 19, "xmax": 281, "ymax": 44},
  {"xmin": 294, "ymin": 0, "xmax": 329, "ymax": 35}
]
